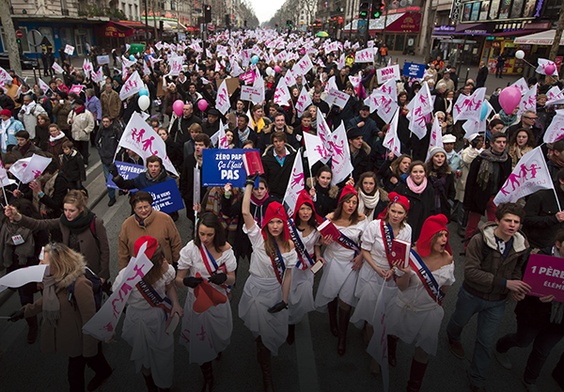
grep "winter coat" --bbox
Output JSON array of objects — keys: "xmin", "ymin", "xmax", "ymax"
[
  {"xmin": 47, "ymin": 135, "xmax": 69, "ymax": 157},
  {"xmin": 113, "ymin": 167, "xmax": 171, "ymax": 191},
  {"xmin": 351, "ymin": 141, "xmax": 373, "ymax": 183},
  {"xmin": 258, "ymin": 123, "xmax": 299, "ymax": 153},
  {"xmin": 523, "ymin": 185, "xmax": 564, "ymax": 249},
  {"xmin": 1, "ymin": 117, "xmax": 25, "ymax": 153},
  {"xmin": 60, "ymin": 149, "xmax": 86, "ymax": 184},
  {"xmin": 17, "ymin": 214, "xmax": 110, "ymax": 280},
  {"xmin": 12, "ymin": 141, "xmax": 41, "ymax": 159},
  {"xmin": 455, "ymin": 146, "xmax": 480, "ymax": 202},
  {"xmin": 95, "ymin": 123, "xmax": 121, "ymax": 166},
  {"xmin": 463, "ymin": 221, "xmax": 529, "ymax": 301},
  {"xmin": 100, "ymin": 89, "xmax": 121, "ymax": 120},
  {"xmin": 261, "ymin": 144, "xmax": 298, "ymax": 201},
  {"xmin": 395, "ymin": 181, "xmax": 437, "ymax": 242},
  {"xmin": 68, "ymin": 109, "xmax": 95, "ymax": 141},
  {"xmin": 17, "ymin": 103, "xmax": 46, "ymax": 139},
  {"xmin": 51, "ymin": 101, "xmax": 72, "ymax": 132},
  {"xmin": 117, "ymin": 209, "xmax": 182, "ymax": 270}
]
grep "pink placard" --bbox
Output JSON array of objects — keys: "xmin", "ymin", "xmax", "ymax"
[
  {"xmin": 70, "ymin": 84, "xmax": 84, "ymax": 94},
  {"xmin": 523, "ymin": 253, "xmax": 564, "ymax": 302}
]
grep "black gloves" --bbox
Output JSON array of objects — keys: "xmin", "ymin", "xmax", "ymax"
[
  {"xmin": 208, "ymin": 273, "xmax": 227, "ymax": 285},
  {"xmin": 108, "ymin": 163, "xmax": 119, "ymax": 178},
  {"xmin": 9, "ymin": 308, "xmax": 25, "ymax": 322},
  {"xmin": 101, "ymin": 280, "xmax": 113, "ymax": 296},
  {"xmin": 267, "ymin": 301, "xmax": 288, "ymax": 313},
  {"xmin": 245, "ymin": 172, "xmax": 259, "ymax": 187},
  {"xmin": 183, "ymin": 276, "xmax": 203, "ymax": 288}
]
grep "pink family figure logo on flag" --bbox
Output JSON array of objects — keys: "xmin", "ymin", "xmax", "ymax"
[
  {"xmin": 291, "ymin": 168, "xmax": 304, "ymax": 188},
  {"xmin": 314, "ymin": 144, "xmax": 329, "ymax": 159},
  {"xmin": 131, "ymin": 128, "xmax": 145, "ymax": 143},
  {"xmin": 329, "ymin": 140, "xmax": 345, "ymax": 165},
  {"xmin": 103, "ymin": 322, "xmax": 114, "ymax": 332},
  {"xmin": 499, "ymin": 163, "xmax": 540, "ymax": 195},
  {"xmin": 142, "ymin": 136, "xmax": 157, "ymax": 154},
  {"xmin": 32, "ymin": 170, "xmax": 41, "ymax": 179}
]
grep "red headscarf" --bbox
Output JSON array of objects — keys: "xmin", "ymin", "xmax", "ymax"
[
  {"xmin": 377, "ymin": 191, "xmax": 410, "ymax": 219},
  {"xmin": 134, "ymin": 235, "xmax": 159, "ymax": 259},
  {"xmin": 261, "ymin": 201, "xmax": 290, "ymax": 241},
  {"xmin": 338, "ymin": 184, "xmax": 358, "ymax": 204},
  {"xmin": 416, "ymin": 214, "xmax": 451, "ymax": 257},
  {"xmin": 293, "ymin": 189, "xmax": 323, "ymax": 224}
]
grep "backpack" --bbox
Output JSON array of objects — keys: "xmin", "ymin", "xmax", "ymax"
[{"xmin": 68, "ymin": 267, "xmax": 104, "ymax": 311}]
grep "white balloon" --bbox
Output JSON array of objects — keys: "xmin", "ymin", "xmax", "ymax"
[
  {"xmin": 266, "ymin": 67, "xmax": 274, "ymax": 76},
  {"xmin": 515, "ymin": 50, "xmax": 525, "ymax": 60},
  {"xmin": 138, "ymin": 95, "xmax": 150, "ymax": 111}
]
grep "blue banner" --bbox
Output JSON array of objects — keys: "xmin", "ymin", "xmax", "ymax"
[
  {"xmin": 403, "ymin": 62, "xmax": 426, "ymax": 79},
  {"xmin": 202, "ymin": 148, "xmax": 255, "ymax": 187},
  {"xmin": 106, "ymin": 161, "xmax": 145, "ymax": 191},
  {"xmin": 140, "ymin": 178, "xmax": 184, "ymax": 213}
]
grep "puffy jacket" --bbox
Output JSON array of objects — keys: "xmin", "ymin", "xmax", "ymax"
[
  {"xmin": 1, "ymin": 117, "xmax": 25, "ymax": 152},
  {"xmin": 68, "ymin": 109, "xmax": 95, "ymax": 141},
  {"xmin": 95, "ymin": 123, "xmax": 121, "ymax": 165}
]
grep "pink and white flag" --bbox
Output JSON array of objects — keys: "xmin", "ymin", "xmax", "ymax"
[
  {"xmin": 284, "ymin": 69, "xmax": 297, "ymax": 88},
  {"xmin": 365, "ymin": 79, "xmax": 398, "ymax": 122},
  {"xmin": 82, "ymin": 59, "xmax": 93, "ymax": 78},
  {"xmin": 355, "ymin": 48, "xmax": 374, "ymax": 64},
  {"xmin": 282, "ymin": 155, "xmax": 305, "ymax": 217},
  {"xmin": 536, "ymin": 58, "xmax": 559, "ymax": 78},
  {"xmin": 215, "ymin": 80, "xmax": 231, "ymax": 115},
  {"xmin": 252, "ymin": 70, "xmax": 265, "ymax": 105},
  {"xmin": 295, "ymin": 87, "xmax": 312, "ymax": 117},
  {"xmin": 349, "ymin": 73, "xmax": 362, "ymax": 88},
  {"xmin": 547, "ymin": 86, "xmax": 562, "ymax": 102},
  {"xmin": 121, "ymin": 56, "xmax": 136, "ymax": 68},
  {"xmin": 543, "ymin": 109, "xmax": 564, "ymax": 144},
  {"xmin": 0, "ymin": 160, "xmax": 15, "ymax": 187},
  {"xmin": 273, "ymin": 78, "xmax": 291, "ymax": 106},
  {"xmin": 0, "ymin": 67, "xmax": 11, "ymax": 83},
  {"xmin": 518, "ymin": 84, "xmax": 537, "ymax": 117},
  {"xmin": 52, "ymin": 62, "xmax": 64, "ymax": 74},
  {"xmin": 330, "ymin": 123, "xmax": 354, "ymax": 185},
  {"xmin": 230, "ymin": 58, "xmax": 244, "ymax": 77},
  {"xmin": 167, "ymin": 55, "xmax": 183, "ymax": 76},
  {"xmin": 118, "ymin": 112, "xmax": 178, "ymax": 176},
  {"xmin": 511, "ymin": 77, "xmax": 529, "ymax": 96},
  {"xmin": 326, "ymin": 89, "xmax": 350, "ymax": 109},
  {"xmin": 119, "ymin": 71, "xmax": 143, "ymax": 100},
  {"xmin": 316, "ymin": 110, "xmax": 333, "ymax": 162},
  {"xmin": 293, "ymin": 54, "xmax": 313, "ymax": 76},
  {"xmin": 303, "ymin": 132, "xmax": 329, "ymax": 167},
  {"xmin": 493, "ymin": 147, "xmax": 554, "ymax": 205},
  {"xmin": 337, "ymin": 53, "xmax": 345, "ymax": 70},
  {"xmin": 407, "ymin": 83, "xmax": 433, "ymax": 139},
  {"xmin": 91, "ymin": 67, "xmax": 105, "ymax": 83},
  {"xmin": 83, "ymin": 241, "xmax": 154, "ymax": 341},
  {"xmin": 463, "ymin": 100, "xmax": 493, "ymax": 139},
  {"xmin": 453, "ymin": 87, "xmax": 486, "ymax": 122},
  {"xmin": 8, "ymin": 154, "xmax": 52, "ymax": 184},
  {"xmin": 383, "ymin": 109, "xmax": 402, "ymax": 157},
  {"xmin": 70, "ymin": 84, "xmax": 85, "ymax": 94},
  {"xmin": 425, "ymin": 116, "xmax": 444, "ymax": 162},
  {"xmin": 142, "ymin": 61, "xmax": 151, "ymax": 76},
  {"xmin": 38, "ymin": 78, "xmax": 51, "ymax": 94}
]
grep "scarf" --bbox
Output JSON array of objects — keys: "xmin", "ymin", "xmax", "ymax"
[
  {"xmin": 358, "ymin": 189, "xmax": 380, "ymax": 220},
  {"xmin": 42, "ymin": 275, "xmax": 60, "ymax": 326},
  {"xmin": 49, "ymin": 132, "xmax": 66, "ymax": 143},
  {"xmin": 73, "ymin": 105, "xmax": 86, "ymax": 115},
  {"xmin": 251, "ymin": 192, "xmax": 269, "ymax": 206},
  {"xmin": 238, "ymin": 127, "xmax": 250, "ymax": 143},
  {"xmin": 428, "ymin": 173, "xmax": 447, "ymax": 211},
  {"xmin": 60, "ymin": 209, "xmax": 95, "ymax": 235},
  {"xmin": 476, "ymin": 148, "xmax": 509, "ymax": 190},
  {"xmin": 23, "ymin": 101, "xmax": 36, "ymax": 115},
  {"xmin": 499, "ymin": 109, "xmax": 517, "ymax": 126},
  {"xmin": 406, "ymin": 176, "xmax": 428, "ymax": 194}
]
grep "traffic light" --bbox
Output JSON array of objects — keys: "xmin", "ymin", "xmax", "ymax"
[
  {"xmin": 371, "ymin": 0, "xmax": 384, "ymax": 18},
  {"xmin": 204, "ymin": 4, "xmax": 212, "ymax": 23},
  {"xmin": 286, "ymin": 19, "xmax": 293, "ymax": 29},
  {"xmin": 359, "ymin": 2, "xmax": 369, "ymax": 19},
  {"xmin": 244, "ymin": 20, "xmax": 247, "ymax": 28}
]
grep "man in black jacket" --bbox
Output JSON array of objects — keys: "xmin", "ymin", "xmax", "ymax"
[
  {"xmin": 261, "ymin": 131, "xmax": 297, "ymax": 201},
  {"xmin": 95, "ymin": 116, "xmax": 121, "ymax": 206},
  {"xmin": 348, "ymin": 128, "xmax": 373, "ymax": 183},
  {"xmin": 170, "ymin": 103, "xmax": 202, "ymax": 146},
  {"xmin": 179, "ymin": 133, "xmax": 210, "ymax": 222}
]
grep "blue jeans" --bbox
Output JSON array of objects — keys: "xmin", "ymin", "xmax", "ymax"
[
  {"xmin": 497, "ymin": 322, "xmax": 563, "ymax": 383},
  {"xmin": 446, "ymin": 286, "xmax": 507, "ymax": 388},
  {"xmin": 102, "ymin": 163, "xmax": 116, "ymax": 201}
]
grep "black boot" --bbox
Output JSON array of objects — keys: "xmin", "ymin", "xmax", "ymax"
[
  {"xmin": 328, "ymin": 298, "xmax": 339, "ymax": 337},
  {"xmin": 337, "ymin": 306, "xmax": 351, "ymax": 356},
  {"xmin": 286, "ymin": 324, "xmax": 295, "ymax": 345},
  {"xmin": 25, "ymin": 315, "xmax": 38, "ymax": 344},
  {"xmin": 388, "ymin": 335, "xmax": 398, "ymax": 367},
  {"xmin": 406, "ymin": 358, "xmax": 428, "ymax": 392},
  {"xmin": 143, "ymin": 373, "xmax": 158, "ymax": 392},
  {"xmin": 200, "ymin": 361, "xmax": 214, "ymax": 392},
  {"xmin": 256, "ymin": 338, "xmax": 275, "ymax": 392}
]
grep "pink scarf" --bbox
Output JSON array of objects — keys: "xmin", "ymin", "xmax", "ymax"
[{"xmin": 406, "ymin": 176, "xmax": 428, "ymax": 194}]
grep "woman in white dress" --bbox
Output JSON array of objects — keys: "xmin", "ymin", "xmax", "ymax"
[
  {"xmin": 384, "ymin": 214, "xmax": 455, "ymax": 392},
  {"xmin": 176, "ymin": 212, "xmax": 237, "ymax": 392},
  {"xmin": 314, "ymin": 184, "xmax": 367, "ymax": 356},
  {"xmin": 353, "ymin": 192, "xmax": 412, "ymax": 371},
  {"xmin": 239, "ymin": 176, "xmax": 296, "ymax": 391},
  {"xmin": 287, "ymin": 190, "xmax": 323, "ymax": 344},
  {"xmin": 114, "ymin": 236, "xmax": 183, "ymax": 392}
]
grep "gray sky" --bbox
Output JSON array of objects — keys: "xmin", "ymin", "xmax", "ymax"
[{"xmin": 248, "ymin": 0, "xmax": 285, "ymax": 23}]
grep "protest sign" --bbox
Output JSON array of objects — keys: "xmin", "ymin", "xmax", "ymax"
[
  {"xmin": 64, "ymin": 44, "xmax": 75, "ymax": 55},
  {"xmin": 523, "ymin": 253, "xmax": 564, "ymax": 302},
  {"xmin": 202, "ymin": 149, "xmax": 248, "ymax": 188},
  {"xmin": 106, "ymin": 161, "xmax": 145, "ymax": 190},
  {"xmin": 402, "ymin": 62, "xmax": 426, "ymax": 79},
  {"xmin": 376, "ymin": 64, "xmax": 400, "ymax": 84},
  {"xmin": 141, "ymin": 178, "xmax": 184, "ymax": 213},
  {"xmin": 97, "ymin": 55, "xmax": 110, "ymax": 65}
]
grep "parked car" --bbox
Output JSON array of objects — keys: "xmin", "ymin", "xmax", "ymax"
[{"xmin": 0, "ymin": 53, "xmax": 39, "ymax": 70}]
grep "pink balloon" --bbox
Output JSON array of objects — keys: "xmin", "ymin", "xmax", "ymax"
[
  {"xmin": 197, "ymin": 100, "xmax": 208, "ymax": 112},
  {"xmin": 499, "ymin": 86, "xmax": 521, "ymax": 114},
  {"xmin": 545, "ymin": 63, "xmax": 556, "ymax": 76},
  {"xmin": 172, "ymin": 100, "xmax": 184, "ymax": 117},
  {"xmin": 274, "ymin": 65, "xmax": 281, "ymax": 73}
]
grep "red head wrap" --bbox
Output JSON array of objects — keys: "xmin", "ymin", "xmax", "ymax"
[
  {"xmin": 338, "ymin": 184, "xmax": 358, "ymax": 204},
  {"xmin": 416, "ymin": 214, "xmax": 451, "ymax": 257},
  {"xmin": 134, "ymin": 235, "xmax": 159, "ymax": 259},
  {"xmin": 261, "ymin": 202, "xmax": 290, "ymax": 241}
]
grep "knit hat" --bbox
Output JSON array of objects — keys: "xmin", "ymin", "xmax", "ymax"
[
  {"xmin": 0, "ymin": 109, "xmax": 11, "ymax": 117},
  {"xmin": 416, "ymin": 214, "xmax": 451, "ymax": 258},
  {"xmin": 293, "ymin": 189, "xmax": 322, "ymax": 223},
  {"xmin": 377, "ymin": 191, "xmax": 410, "ymax": 219},
  {"xmin": 134, "ymin": 235, "xmax": 159, "ymax": 259},
  {"xmin": 347, "ymin": 127, "xmax": 363, "ymax": 140},
  {"xmin": 428, "ymin": 146, "xmax": 447, "ymax": 159},
  {"xmin": 262, "ymin": 202, "xmax": 289, "ymax": 241},
  {"xmin": 442, "ymin": 134, "xmax": 457, "ymax": 144},
  {"xmin": 338, "ymin": 184, "xmax": 358, "ymax": 204}
]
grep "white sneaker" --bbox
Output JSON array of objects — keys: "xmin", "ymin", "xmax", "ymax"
[{"xmin": 495, "ymin": 350, "xmax": 512, "ymax": 370}]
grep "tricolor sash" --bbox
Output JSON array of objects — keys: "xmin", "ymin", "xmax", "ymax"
[
  {"xmin": 288, "ymin": 218, "xmax": 316, "ymax": 270},
  {"xmin": 408, "ymin": 250, "xmax": 445, "ymax": 305},
  {"xmin": 269, "ymin": 242, "xmax": 286, "ymax": 284},
  {"xmin": 380, "ymin": 220, "xmax": 396, "ymax": 269},
  {"xmin": 334, "ymin": 229, "xmax": 361, "ymax": 255},
  {"xmin": 136, "ymin": 279, "xmax": 173, "ymax": 314},
  {"xmin": 199, "ymin": 245, "xmax": 229, "ymax": 292}
]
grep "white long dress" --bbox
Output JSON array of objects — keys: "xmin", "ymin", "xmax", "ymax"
[
  {"xmin": 382, "ymin": 261, "xmax": 455, "ymax": 356},
  {"xmin": 314, "ymin": 219, "xmax": 367, "ymax": 309},
  {"xmin": 238, "ymin": 222, "xmax": 298, "ymax": 355},
  {"xmin": 177, "ymin": 241, "xmax": 237, "ymax": 365},
  {"xmin": 288, "ymin": 229, "xmax": 321, "ymax": 325},
  {"xmin": 351, "ymin": 220, "xmax": 412, "ymax": 328},
  {"xmin": 114, "ymin": 265, "xmax": 176, "ymax": 389}
]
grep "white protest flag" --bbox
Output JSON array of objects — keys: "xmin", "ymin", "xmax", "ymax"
[
  {"xmin": 349, "ymin": 74, "xmax": 362, "ymax": 88},
  {"xmin": 284, "ymin": 69, "xmax": 297, "ymax": 88},
  {"xmin": 511, "ymin": 77, "xmax": 529, "ymax": 96},
  {"xmin": 82, "ymin": 58, "xmax": 93, "ymax": 79},
  {"xmin": 83, "ymin": 242, "xmax": 154, "ymax": 341},
  {"xmin": 215, "ymin": 60, "xmax": 221, "ymax": 72},
  {"xmin": 463, "ymin": 99, "xmax": 494, "ymax": 139},
  {"xmin": 303, "ymin": 132, "xmax": 330, "ymax": 167},
  {"xmin": 544, "ymin": 109, "xmax": 564, "ymax": 144},
  {"xmin": 295, "ymin": 87, "xmax": 312, "ymax": 117},
  {"xmin": 92, "ymin": 67, "xmax": 105, "ymax": 83},
  {"xmin": 453, "ymin": 87, "xmax": 486, "ymax": 122},
  {"xmin": 316, "ymin": 110, "xmax": 333, "ymax": 162},
  {"xmin": 273, "ymin": 77, "xmax": 291, "ymax": 106},
  {"xmin": 119, "ymin": 71, "xmax": 143, "ymax": 100},
  {"xmin": 330, "ymin": 123, "xmax": 354, "ymax": 185},
  {"xmin": 366, "ymin": 282, "xmax": 390, "ymax": 392},
  {"xmin": 518, "ymin": 84, "xmax": 537, "ymax": 117},
  {"xmin": 282, "ymin": 155, "xmax": 305, "ymax": 217},
  {"xmin": 355, "ymin": 48, "xmax": 374, "ymax": 64},
  {"xmin": 0, "ymin": 265, "xmax": 48, "ymax": 294},
  {"xmin": 168, "ymin": 55, "xmax": 183, "ymax": 76},
  {"xmin": 366, "ymin": 78, "xmax": 399, "ymax": 123},
  {"xmin": 215, "ymin": 79, "xmax": 231, "ymax": 115},
  {"xmin": 293, "ymin": 54, "xmax": 314, "ymax": 76},
  {"xmin": 537, "ymin": 58, "xmax": 559, "ymax": 78},
  {"xmin": 547, "ymin": 86, "xmax": 562, "ymax": 102},
  {"xmin": 8, "ymin": 154, "xmax": 52, "ymax": 184},
  {"xmin": 337, "ymin": 53, "xmax": 345, "ymax": 70},
  {"xmin": 142, "ymin": 61, "xmax": 151, "ymax": 76},
  {"xmin": 121, "ymin": 55, "xmax": 136, "ymax": 68},
  {"xmin": 253, "ymin": 70, "xmax": 265, "ymax": 105},
  {"xmin": 38, "ymin": 78, "xmax": 51, "ymax": 93},
  {"xmin": 407, "ymin": 82, "xmax": 433, "ymax": 139},
  {"xmin": 217, "ymin": 120, "xmax": 229, "ymax": 149},
  {"xmin": 52, "ymin": 62, "xmax": 64, "ymax": 74},
  {"xmin": 493, "ymin": 147, "xmax": 554, "ymax": 205},
  {"xmin": 383, "ymin": 109, "xmax": 402, "ymax": 157},
  {"xmin": 0, "ymin": 160, "xmax": 15, "ymax": 187},
  {"xmin": 118, "ymin": 112, "xmax": 179, "ymax": 176},
  {"xmin": 205, "ymin": 48, "xmax": 213, "ymax": 59},
  {"xmin": 230, "ymin": 58, "xmax": 244, "ymax": 77},
  {"xmin": 327, "ymin": 75, "xmax": 338, "ymax": 92},
  {"xmin": 425, "ymin": 116, "xmax": 444, "ymax": 162}
]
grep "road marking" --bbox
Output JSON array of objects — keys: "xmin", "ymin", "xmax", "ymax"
[{"xmin": 86, "ymin": 160, "xmax": 102, "ymax": 177}]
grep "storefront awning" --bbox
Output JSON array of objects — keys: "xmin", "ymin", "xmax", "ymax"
[
  {"xmin": 162, "ymin": 20, "xmax": 187, "ymax": 31},
  {"xmin": 114, "ymin": 20, "xmax": 147, "ymax": 29},
  {"xmin": 514, "ymin": 29, "xmax": 564, "ymax": 45},
  {"xmin": 343, "ymin": 13, "xmax": 417, "ymax": 32}
]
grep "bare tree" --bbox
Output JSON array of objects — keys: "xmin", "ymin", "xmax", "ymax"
[
  {"xmin": 550, "ymin": 2, "xmax": 564, "ymax": 60},
  {"xmin": 0, "ymin": 0, "xmax": 22, "ymax": 74}
]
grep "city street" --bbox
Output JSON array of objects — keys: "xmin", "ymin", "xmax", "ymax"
[{"xmin": 0, "ymin": 145, "xmax": 562, "ymax": 392}]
